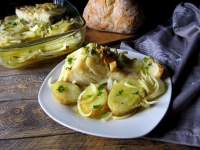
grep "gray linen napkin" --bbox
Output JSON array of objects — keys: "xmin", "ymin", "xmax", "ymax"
[{"xmin": 120, "ymin": 3, "xmax": 200, "ymax": 147}]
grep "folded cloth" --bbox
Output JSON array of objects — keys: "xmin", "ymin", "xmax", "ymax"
[{"xmin": 120, "ymin": 3, "xmax": 200, "ymax": 147}]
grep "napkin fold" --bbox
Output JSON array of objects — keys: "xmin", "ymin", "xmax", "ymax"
[{"xmin": 120, "ymin": 3, "xmax": 200, "ymax": 147}]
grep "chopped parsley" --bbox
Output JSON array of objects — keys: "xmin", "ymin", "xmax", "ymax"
[
  {"xmin": 143, "ymin": 57, "xmax": 152, "ymax": 66},
  {"xmin": 65, "ymin": 57, "xmax": 76, "ymax": 70},
  {"xmin": 65, "ymin": 66, "xmax": 72, "ymax": 70},
  {"xmin": 97, "ymin": 84, "xmax": 105, "ymax": 96},
  {"xmin": 57, "ymin": 85, "xmax": 65, "ymax": 93},
  {"xmin": 97, "ymin": 90, "xmax": 103, "ymax": 96},
  {"xmin": 93, "ymin": 104, "xmax": 102, "ymax": 109},
  {"xmin": 8, "ymin": 21, "xmax": 17, "ymax": 26},
  {"xmin": 116, "ymin": 90, "xmax": 124, "ymax": 96},
  {"xmin": 12, "ymin": 22, "xmax": 17, "ymax": 26},
  {"xmin": 98, "ymin": 84, "xmax": 105, "ymax": 91},
  {"xmin": 132, "ymin": 91, "xmax": 139, "ymax": 95},
  {"xmin": 91, "ymin": 48, "xmax": 97, "ymax": 55},
  {"xmin": 67, "ymin": 57, "xmax": 76, "ymax": 65},
  {"xmin": 85, "ymin": 94, "xmax": 93, "ymax": 99},
  {"xmin": 143, "ymin": 57, "xmax": 149, "ymax": 63},
  {"xmin": 13, "ymin": 56, "xmax": 19, "ymax": 59}
]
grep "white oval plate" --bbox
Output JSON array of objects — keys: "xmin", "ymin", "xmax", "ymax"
[{"xmin": 38, "ymin": 49, "xmax": 172, "ymax": 139}]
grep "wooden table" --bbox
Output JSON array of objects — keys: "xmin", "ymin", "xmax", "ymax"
[{"xmin": 0, "ymin": 57, "xmax": 198, "ymax": 150}]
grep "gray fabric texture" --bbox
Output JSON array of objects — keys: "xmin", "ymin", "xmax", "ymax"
[{"xmin": 120, "ymin": 3, "xmax": 200, "ymax": 147}]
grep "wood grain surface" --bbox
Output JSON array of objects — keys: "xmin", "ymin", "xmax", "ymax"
[
  {"xmin": 0, "ymin": 52, "xmax": 198, "ymax": 150},
  {"xmin": 85, "ymin": 28, "xmax": 134, "ymax": 45}
]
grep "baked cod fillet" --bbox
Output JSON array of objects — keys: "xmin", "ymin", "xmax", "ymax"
[{"xmin": 15, "ymin": 3, "xmax": 66, "ymax": 24}]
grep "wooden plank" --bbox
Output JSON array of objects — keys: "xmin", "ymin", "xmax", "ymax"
[
  {"xmin": 0, "ymin": 58, "xmax": 66, "ymax": 101},
  {"xmin": 0, "ymin": 133, "xmax": 197, "ymax": 150},
  {"xmin": 86, "ymin": 28, "xmax": 134, "ymax": 45},
  {"xmin": 0, "ymin": 73, "xmax": 45, "ymax": 101},
  {"xmin": 0, "ymin": 64, "xmax": 51, "ymax": 77},
  {"xmin": 0, "ymin": 100, "xmax": 74, "ymax": 139}
]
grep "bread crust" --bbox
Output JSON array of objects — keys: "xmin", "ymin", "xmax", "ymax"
[{"xmin": 83, "ymin": 0, "xmax": 143, "ymax": 34}]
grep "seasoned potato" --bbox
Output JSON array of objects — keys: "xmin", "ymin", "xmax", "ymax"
[
  {"xmin": 78, "ymin": 84, "xmax": 108, "ymax": 118},
  {"xmin": 108, "ymin": 81, "xmax": 143, "ymax": 116},
  {"xmin": 50, "ymin": 81, "xmax": 81, "ymax": 105}
]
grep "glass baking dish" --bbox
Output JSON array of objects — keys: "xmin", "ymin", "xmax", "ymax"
[{"xmin": 0, "ymin": 0, "xmax": 86, "ymax": 68}]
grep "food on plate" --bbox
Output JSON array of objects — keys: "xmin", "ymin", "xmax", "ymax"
[
  {"xmin": 50, "ymin": 81, "xmax": 81, "ymax": 105},
  {"xmin": 77, "ymin": 83, "xmax": 108, "ymax": 118},
  {"xmin": 49, "ymin": 43, "xmax": 167, "ymax": 120},
  {"xmin": 108, "ymin": 80, "xmax": 145, "ymax": 116},
  {"xmin": 83, "ymin": 0, "xmax": 143, "ymax": 34},
  {"xmin": 58, "ymin": 43, "xmax": 113, "ymax": 85},
  {"xmin": 16, "ymin": 3, "xmax": 67, "ymax": 24}
]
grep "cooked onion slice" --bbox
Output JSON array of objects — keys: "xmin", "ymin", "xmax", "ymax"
[{"xmin": 77, "ymin": 84, "xmax": 108, "ymax": 118}]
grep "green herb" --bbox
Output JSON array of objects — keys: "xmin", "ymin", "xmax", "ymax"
[
  {"xmin": 13, "ymin": 56, "xmax": 19, "ymax": 59},
  {"xmin": 93, "ymin": 104, "xmax": 102, "ymax": 109},
  {"xmin": 85, "ymin": 94, "xmax": 93, "ymax": 99},
  {"xmin": 65, "ymin": 66, "xmax": 72, "ymax": 70},
  {"xmin": 67, "ymin": 57, "xmax": 76, "ymax": 65},
  {"xmin": 97, "ymin": 84, "xmax": 105, "ymax": 96},
  {"xmin": 12, "ymin": 22, "xmax": 17, "ymax": 26},
  {"xmin": 116, "ymin": 90, "xmax": 124, "ymax": 96},
  {"xmin": 65, "ymin": 57, "xmax": 76, "ymax": 70},
  {"xmin": 132, "ymin": 91, "xmax": 139, "ymax": 95},
  {"xmin": 8, "ymin": 21, "xmax": 17, "ymax": 26},
  {"xmin": 97, "ymin": 91, "xmax": 103, "ymax": 96},
  {"xmin": 98, "ymin": 84, "xmax": 105, "ymax": 91},
  {"xmin": 144, "ymin": 57, "xmax": 152, "ymax": 66},
  {"xmin": 143, "ymin": 57, "xmax": 149, "ymax": 63},
  {"xmin": 91, "ymin": 48, "xmax": 97, "ymax": 55},
  {"xmin": 57, "ymin": 85, "xmax": 65, "ymax": 93}
]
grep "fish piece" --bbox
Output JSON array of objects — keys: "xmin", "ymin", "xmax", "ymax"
[{"xmin": 16, "ymin": 3, "xmax": 66, "ymax": 24}]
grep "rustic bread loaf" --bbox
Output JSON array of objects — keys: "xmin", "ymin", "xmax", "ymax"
[{"xmin": 83, "ymin": 0, "xmax": 143, "ymax": 34}]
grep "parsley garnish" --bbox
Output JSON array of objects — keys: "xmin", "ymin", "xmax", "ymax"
[
  {"xmin": 143, "ymin": 57, "xmax": 149, "ymax": 63},
  {"xmin": 65, "ymin": 57, "xmax": 76, "ymax": 70},
  {"xmin": 132, "ymin": 91, "xmax": 139, "ymax": 95},
  {"xmin": 143, "ymin": 57, "xmax": 152, "ymax": 66},
  {"xmin": 57, "ymin": 85, "xmax": 65, "ymax": 93},
  {"xmin": 85, "ymin": 94, "xmax": 93, "ymax": 99},
  {"xmin": 67, "ymin": 57, "xmax": 76, "ymax": 65},
  {"xmin": 65, "ymin": 66, "xmax": 72, "ymax": 70},
  {"xmin": 93, "ymin": 104, "xmax": 102, "ymax": 109},
  {"xmin": 97, "ymin": 84, "xmax": 105, "ymax": 96},
  {"xmin": 98, "ymin": 84, "xmax": 105, "ymax": 91},
  {"xmin": 8, "ymin": 21, "xmax": 17, "ymax": 26},
  {"xmin": 97, "ymin": 91, "xmax": 103, "ymax": 96},
  {"xmin": 12, "ymin": 22, "xmax": 17, "ymax": 26},
  {"xmin": 91, "ymin": 48, "xmax": 97, "ymax": 55},
  {"xmin": 116, "ymin": 90, "xmax": 124, "ymax": 96}
]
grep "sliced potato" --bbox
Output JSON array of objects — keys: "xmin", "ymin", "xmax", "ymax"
[
  {"xmin": 108, "ymin": 81, "xmax": 142, "ymax": 116},
  {"xmin": 77, "ymin": 84, "xmax": 108, "ymax": 118},
  {"xmin": 50, "ymin": 81, "xmax": 81, "ymax": 105}
]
